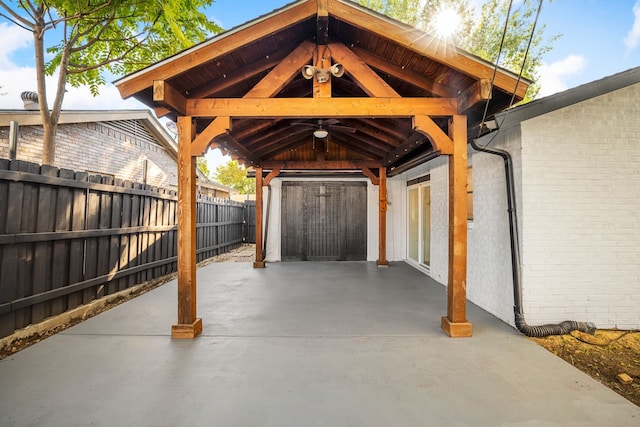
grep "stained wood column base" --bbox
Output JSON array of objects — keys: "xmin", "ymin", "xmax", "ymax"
[
  {"xmin": 171, "ymin": 318, "xmax": 203, "ymax": 339},
  {"xmin": 253, "ymin": 261, "xmax": 266, "ymax": 268},
  {"xmin": 441, "ymin": 316, "xmax": 472, "ymax": 338},
  {"xmin": 377, "ymin": 260, "xmax": 389, "ymax": 268}
]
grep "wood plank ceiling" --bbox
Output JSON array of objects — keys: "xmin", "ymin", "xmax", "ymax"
[{"xmin": 115, "ymin": 0, "xmax": 529, "ymax": 176}]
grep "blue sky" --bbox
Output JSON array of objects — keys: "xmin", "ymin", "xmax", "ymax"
[{"xmin": 1, "ymin": 0, "xmax": 639, "ymax": 110}]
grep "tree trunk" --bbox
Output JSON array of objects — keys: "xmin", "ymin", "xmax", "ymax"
[{"xmin": 42, "ymin": 121, "xmax": 56, "ymax": 165}]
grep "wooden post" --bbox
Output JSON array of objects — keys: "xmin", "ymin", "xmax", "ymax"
[
  {"xmin": 441, "ymin": 115, "xmax": 472, "ymax": 337},
  {"xmin": 171, "ymin": 116, "xmax": 202, "ymax": 339},
  {"xmin": 377, "ymin": 167, "xmax": 389, "ymax": 267},
  {"xmin": 254, "ymin": 167, "xmax": 265, "ymax": 268}
]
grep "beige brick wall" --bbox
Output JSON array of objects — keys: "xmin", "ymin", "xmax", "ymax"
[{"xmin": 0, "ymin": 121, "xmax": 177, "ymax": 188}]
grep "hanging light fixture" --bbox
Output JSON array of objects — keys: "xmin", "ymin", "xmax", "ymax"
[{"xmin": 313, "ymin": 129, "xmax": 328, "ymax": 138}]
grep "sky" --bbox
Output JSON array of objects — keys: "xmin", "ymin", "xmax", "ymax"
[{"xmin": 1, "ymin": 0, "xmax": 640, "ymax": 168}]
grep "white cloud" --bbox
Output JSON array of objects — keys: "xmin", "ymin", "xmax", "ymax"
[
  {"xmin": 0, "ymin": 64, "xmax": 146, "ymax": 110},
  {"xmin": 0, "ymin": 22, "xmax": 31, "ymax": 70},
  {"xmin": 537, "ymin": 54, "xmax": 587, "ymax": 97},
  {"xmin": 624, "ymin": 1, "xmax": 640, "ymax": 50}
]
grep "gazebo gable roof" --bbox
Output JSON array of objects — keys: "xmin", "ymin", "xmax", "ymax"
[{"xmin": 115, "ymin": 0, "xmax": 530, "ymax": 171}]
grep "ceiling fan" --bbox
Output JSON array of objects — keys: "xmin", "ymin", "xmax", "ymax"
[{"xmin": 289, "ymin": 119, "xmax": 356, "ymax": 139}]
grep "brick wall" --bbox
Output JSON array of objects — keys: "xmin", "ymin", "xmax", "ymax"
[
  {"xmin": 389, "ymin": 156, "xmax": 449, "ymax": 286},
  {"xmin": 519, "ymin": 84, "xmax": 640, "ymax": 329},
  {"xmin": 467, "ymin": 127, "xmax": 523, "ymax": 325},
  {"xmin": 0, "ymin": 121, "xmax": 177, "ymax": 188}
]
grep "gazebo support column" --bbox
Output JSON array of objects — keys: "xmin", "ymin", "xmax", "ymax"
[
  {"xmin": 377, "ymin": 166, "xmax": 388, "ymax": 267},
  {"xmin": 172, "ymin": 116, "xmax": 202, "ymax": 338},
  {"xmin": 441, "ymin": 115, "xmax": 472, "ymax": 337},
  {"xmin": 254, "ymin": 167, "xmax": 265, "ymax": 268}
]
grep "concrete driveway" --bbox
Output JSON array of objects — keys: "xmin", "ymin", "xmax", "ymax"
[{"xmin": 1, "ymin": 261, "xmax": 638, "ymax": 426}]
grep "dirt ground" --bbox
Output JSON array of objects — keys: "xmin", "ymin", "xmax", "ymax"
[
  {"xmin": 1, "ymin": 247, "xmax": 638, "ymax": 408},
  {"xmin": 531, "ymin": 330, "xmax": 640, "ymax": 406}
]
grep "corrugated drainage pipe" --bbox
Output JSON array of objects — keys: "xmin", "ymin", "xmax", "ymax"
[{"xmin": 469, "ymin": 137, "xmax": 596, "ymax": 337}]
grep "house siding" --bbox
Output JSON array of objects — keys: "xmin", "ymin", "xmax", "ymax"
[
  {"xmin": 520, "ymin": 83, "xmax": 640, "ymax": 329},
  {"xmin": 0, "ymin": 121, "xmax": 177, "ymax": 188}
]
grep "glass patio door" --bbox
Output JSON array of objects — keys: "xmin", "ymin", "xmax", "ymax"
[{"xmin": 408, "ymin": 184, "xmax": 431, "ymax": 269}]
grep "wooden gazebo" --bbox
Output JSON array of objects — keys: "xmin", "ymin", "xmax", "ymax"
[{"xmin": 115, "ymin": 0, "xmax": 528, "ymax": 339}]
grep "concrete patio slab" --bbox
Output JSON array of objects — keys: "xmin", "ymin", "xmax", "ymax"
[{"xmin": 1, "ymin": 262, "xmax": 638, "ymax": 426}]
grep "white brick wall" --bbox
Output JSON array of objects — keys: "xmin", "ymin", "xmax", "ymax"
[
  {"xmin": 387, "ymin": 156, "xmax": 449, "ymax": 286},
  {"xmin": 0, "ymin": 121, "xmax": 177, "ymax": 188},
  {"xmin": 388, "ymin": 83, "xmax": 640, "ymax": 331},
  {"xmin": 520, "ymin": 84, "xmax": 640, "ymax": 329},
  {"xmin": 467, "ymin": 127, "xmax": 523, "ymax": 326}
]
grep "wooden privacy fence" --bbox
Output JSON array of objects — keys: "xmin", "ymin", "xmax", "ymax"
[{"xmin": 0, "ymin": 159, "xmax": 246, "ymax": 339}]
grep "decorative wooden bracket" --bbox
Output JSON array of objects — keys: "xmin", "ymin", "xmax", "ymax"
[
  {"xmin": 262, "ymin": 167, "xmax": 281, "ymax": 186},
  {"xmin": 413, "ymin": 115, "xmax": 454, "ymax": 155},
  {"xmin": 361, "ymin": 167, "xmax": 379, "ymax": 185}
]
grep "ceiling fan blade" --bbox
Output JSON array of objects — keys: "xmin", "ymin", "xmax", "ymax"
[
  {"xmin": 288, "ymin": 122, "xmax": 316, "ymax": 128},
  {"xmin": 327, "ymin": 124, "xmax": 357, "ymax": 133},
  {"xmin": 324, "ymin": 119, "xmax": 340, "ymax": 126}
]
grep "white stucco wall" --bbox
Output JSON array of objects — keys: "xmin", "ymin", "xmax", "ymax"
[{"xmin": 519, "ymin": 84, "xmax": 640, "ymax": 329}]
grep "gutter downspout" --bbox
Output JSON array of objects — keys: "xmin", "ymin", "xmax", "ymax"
[
  {"xmin": 469, "ymin": 137, "xmax": 596, "ymax": 337},
  {"xmin": 263, "ymin": 184, "xmax": 272, "ymax": 260}
]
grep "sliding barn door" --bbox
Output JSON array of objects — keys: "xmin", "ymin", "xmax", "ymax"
[{"xmin": 281, "ymin": 182, "xmax": 367, "ymax": 261}]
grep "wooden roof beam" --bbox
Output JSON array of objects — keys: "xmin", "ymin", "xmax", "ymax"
[
  {"xmin": 186, "ymin": 97, "xmax": 458, "ymax": 117},
  {"xmin": 261, "ymin": 160, "xmax": 381, "ymax": 169},
  {"xmin": 216, "ymin": 133, "xmax": 260, "ymax": 166},
  {"xmin": 381, "ymin": 132, "xmax": 430, "ymax": 167},
  {"xmin": 190, "ymin": 39, "xmax": 316, "ymax": 156},
  {"xmin": 330, "ymin": 134, "xmax": 386, "ymax": 159},
  {"xmin": 317, "ymin": 0, "xmax": 329, "ymax": 44},
  {"xmin": 328, "ymin": 42, "xmax": 400, "ymax": 97},
  {"xmin": 188, "ymin": 49, "xmax": 286, "ymax": 99},
  {"xmin": 351, "ymin": 47, "xmax": 457, "ymax": 98},
  {"xmin": 328, "ymin": 0, "xmax": 528, "ymax": 99},
  {"xmin": 358, "ymin": 118, "xmax": 410, "ymax": 140},
  {"xmin": 153, "ymin": 80, "xmax": 187, "ymax": 115},
  {"xmin": 458, "ymin": 79, "xmax": 492, "ymax": 113},
  {"xmin": 116, "ymin": 0, "xmax": 317, "ymax": 98}
]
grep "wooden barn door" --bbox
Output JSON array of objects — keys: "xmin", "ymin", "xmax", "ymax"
[{"xmin": 281, "ymin": 182, "xmax": 367, "ymax": 261}]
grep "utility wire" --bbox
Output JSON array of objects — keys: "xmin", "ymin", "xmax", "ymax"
[
  {"xmin": 476, "ymin": 0, "xmax": 544, "ymax": 149},
  {"xmin": 476, "ymin": 0, "xmax": 515, "ymax": 140}
]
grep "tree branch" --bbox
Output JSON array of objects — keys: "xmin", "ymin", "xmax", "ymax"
[{"xmin": 0, "ymin": 0, "xmax": 35, "ymax": 29}]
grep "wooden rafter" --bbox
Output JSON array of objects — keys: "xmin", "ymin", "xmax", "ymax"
[
  {"xmin": 116, "ymin": 0, "xmax": 317, "ymax": 98},
  {"xmin": 382, "ymin": 132, "xmax": 430, "ymax": 167},
  {"xmin": 216, "ymin": 134, "xmax": 260, "ymax": 165},
  {"xmin": 190, "ymin": 40, "xmax": 316, "ymax": 157},
  {"xmin": 329, "ymin": 134, "xmax": 385, "ymax": 160},
  {"xmin": 329, "ymin": 0, "xmax": 528, "ymax": 99},
  {"xmin": 328, "ymin": 42, "xmax": 400, "ymax": 97},
  {"xmin": 188, "ymin": 48, "xmax": 288, "ymax": 99},
  {"xmin": 351, "ymin": 47, "xmax": 457, "ymax": 98}
]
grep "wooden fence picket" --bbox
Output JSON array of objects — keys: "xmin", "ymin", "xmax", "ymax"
[{"xmin": 0, "ymin": 160, "xmax": 248, "ymax": 339}]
